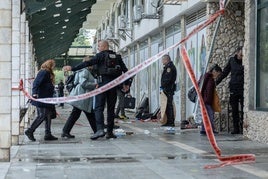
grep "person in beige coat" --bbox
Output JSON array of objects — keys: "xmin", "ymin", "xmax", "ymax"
[{"xmin": 62, "ymin": 58, "xmax": 97, "ymax": 138}]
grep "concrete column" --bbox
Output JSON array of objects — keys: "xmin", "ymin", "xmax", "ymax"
[
  {"xmin": 180, "ymin": 15, "xmax": 186, "ymax": 122},
  {"xmin": 0, "ymin": 0, "xmax": 12, "ymax": 161},
  {"xmin": 19, "ymin": 11, "xmax": 26, "ymax": 134},
  {"xmin": 11, "ymin": 0, "xmax": 21, "ymax": 145}
]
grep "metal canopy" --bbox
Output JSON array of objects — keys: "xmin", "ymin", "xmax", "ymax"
[{"xmin": 24, "ymin": 0, "xmax": 96, "ymax": 63}]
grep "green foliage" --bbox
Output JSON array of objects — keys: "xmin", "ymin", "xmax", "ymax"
[
  {"xmin": 72, "ymin": 28, "xmax": 92, "ymax": 46},
  {"xmin": 54, "ymin": 70, "xmax": 65, "ymax": 84}
]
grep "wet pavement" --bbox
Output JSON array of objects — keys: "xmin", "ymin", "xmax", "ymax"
[{"xmin": 1, "ymin": 104, "xmax": 268, "ymax": 179}]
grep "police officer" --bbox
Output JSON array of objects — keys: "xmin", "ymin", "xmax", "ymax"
[
  {"xmin": 160, "ymin": 54, "xmax": 177, "ymax": 127},
  {"xmin": 216, "ymin": 46, "xmax": 244, "ymax": 134},
  {"xmin": 63, "ymin": 40, "xmax": 130, "ymax": 140}
]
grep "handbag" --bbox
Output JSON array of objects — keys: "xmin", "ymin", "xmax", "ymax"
[
  {"xmin": 49, "ymin": 106, "xmax": 57, "ymax": 119},
  {"xmin": 212, "ymin": 89, "xmax": 221, "ymax": 112},
  {"xmin": 124, "ymin": 95, "xmax": 136, "ymax": 109}
]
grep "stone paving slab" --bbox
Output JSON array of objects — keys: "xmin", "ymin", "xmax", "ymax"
[{"xmin": 1, "ymin": 104, "xmax": 268, "ymax": 179}]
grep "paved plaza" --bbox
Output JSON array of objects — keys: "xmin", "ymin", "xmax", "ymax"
[{"xmin": 0, "ymin": 104, "xmax": 268, "ymax": 179}]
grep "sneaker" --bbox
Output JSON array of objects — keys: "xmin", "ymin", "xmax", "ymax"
[
  {"xmin": 44, "ymin": 134, "xmax": 58, "ymax": 141},
  {"xmin": 25, "ymin": 129, "xmax": 36, "ymax": 141},
  {"xmin": 119, "ymin": 115, "xmax": 129, "ymax": 120},
  {"xmin": 61, "ymin": 132, "xmax": 75, "ymax": 138},
  {"xmin": 106, "ymin": 133, "xmax": 117, "ymax": 139}
]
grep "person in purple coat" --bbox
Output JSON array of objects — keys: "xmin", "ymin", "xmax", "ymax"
[{"xmin": 200, "ymin": 64, "xmax": 222, "ymax": 135}]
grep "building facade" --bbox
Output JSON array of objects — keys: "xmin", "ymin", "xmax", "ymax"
[{"xmin": 94, "ymin": 0, "xmax": 268, "ymax": 143}]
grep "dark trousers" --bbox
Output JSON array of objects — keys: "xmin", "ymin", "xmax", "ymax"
[
  {"xmin": 230, "ymin": 92, "xmax": 244, "ymax": 133},
  {"xmin": 165, "ymin": 92, "xmax": 175, "ymax": 124},
  {"xmin": 28, "ymin": 107, "xmax": 52, "ymax": 135},
  {"xmin": 63, "ymin": 107, "xmax": 97, "ymax": 134},
  {"xmin": 59, "ymin": 92, "xmax": 64, "ymax": 106},
  {"xmin": 115, "ymin": 89, "xmax": 125, "ymax": 116},
  {"xmin": 94, "ymin": 87, "xmax": 117, "ymax": 133}
]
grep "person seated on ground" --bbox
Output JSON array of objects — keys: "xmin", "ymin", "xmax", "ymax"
[
  {"xmin": 199, "ymin": 64, "xmax": 222, "ymax": 135},
  {"xmin": 114, "ymin": 77, "xmax": 133, "ymax": 120}
]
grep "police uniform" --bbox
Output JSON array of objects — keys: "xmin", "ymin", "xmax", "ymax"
[
  {"xmin": 160, "ymin": 61, "xmax": 177, "ymax": 126},
  {"xmin": 71, "ymin": 50, "xmax": 129, "ymax": 138}
]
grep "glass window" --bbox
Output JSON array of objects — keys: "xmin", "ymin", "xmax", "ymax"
[{"xmin": 257, "ymin": 1, "xmax": 268, "ymax": 109}]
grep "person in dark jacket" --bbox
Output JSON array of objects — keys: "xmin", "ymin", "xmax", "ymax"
[
  {"xmin": 25, "ymin": 59, "xmax": 58, "ymax": 141},
  {"xmin": 216, "ymin": 46, "xmax": 244, "ymax": 134},
  {"xmin": 200, "ymin": 64, "xmax": 222, "ymax": 135},
  {"xmin": 160, "ymin": 54, "xmax": 177, "ymax": 127},
  {"xmin": 58, "ymin": 79, "xmax": 64, "ymax": 108},
  {"xmin": 62, "ymin": 58, "xmax": 97, "ymax": 139},
  {"xmin": 63, "ymin": 40, "xmax": 131, "ymax": 140}
]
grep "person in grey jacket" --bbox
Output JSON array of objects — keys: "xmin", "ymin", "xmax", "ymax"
[{"xmin": 62, "ymin": 58, "xmax": 97, "ymax": 138}]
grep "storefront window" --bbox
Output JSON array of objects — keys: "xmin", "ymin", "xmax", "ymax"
[{"xmin": 257, "ymin": 1, "xmax": 268, "ymax": 109}]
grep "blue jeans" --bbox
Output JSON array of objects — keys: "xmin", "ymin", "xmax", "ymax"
[{"xmin": 201, "ymin": 104, "xmax": 216, "ymax": 132}]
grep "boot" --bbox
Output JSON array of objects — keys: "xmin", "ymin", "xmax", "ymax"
[
  {"xmin": 106, "ymin": 132, "xmax": 117, "ymax": 139},
  {"xmin": 44, "ymin": 134, "xmax": 58, "ymax": 141},
  {"xmin": 25, "ymin": 129, "xmax": 36, "ymax": 141},
  {"xmin": 90, "ymin": 129, "xmax": 105, "ymax": 140},
  {"xmin": 61, "ymin": 132, "xmax": 75, "ymax": 138}
]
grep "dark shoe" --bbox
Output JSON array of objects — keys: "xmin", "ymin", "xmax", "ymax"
[
  {"xmin": 25, "ymin": 129, "xmax": 36, "ymax": 141},
  {"xmin": 90, "ymin": 130, "xmax": 105, "ymax": 140},
  {"xmin": 114, "ymin": 114, "xmax": 119, "ymax": 118},
  {"xmin": 231, "ymin": 130, "xmax": 240, "ymax": 134},
  {"xmin": 44, "ymin": 134, "xmax": 58, "ymax": 141},
  {"xmin": 213, "ymin": 131, "xmax": 219, "ymax": 134},
  {"xmin": 106, "ymin": 133, "xmax": 117, "ymax": 139},
  {"xmin": 61, "ymin": 132, "xmax": 75, "ymax": 138},
  {"xmin": 161, "ymin": 123, "xmax": 175, "ymax": 127},
  {"xmin": 200, "ymin": 131, "xmax": 206, "ymax": 135},
  {"xmin": 104, "ymin": 124, "xmax": 120, "ymax": 129},
  {"xmin": 113, "ymin": 125, "xmax": 120, "ymax": 129}
]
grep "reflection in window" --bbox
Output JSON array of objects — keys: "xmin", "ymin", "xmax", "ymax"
[{"xmin": 257, "ymin": 2, "xmax": 268, "ymax": 109}]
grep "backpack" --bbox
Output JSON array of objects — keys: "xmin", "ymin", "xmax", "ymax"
[
  {"xmin": 187, "ymin": 75, "xmax": 204, "ymax": 103},
  {"xmin": 65, "ymin": 72, "xmax": 76, "ymax": 92},
  {"xmin": 188, "ymin": 86, "xmax": 198, "ymax": 103},
  {"xmin": 98, "ymin": 52, "xmax": 122, "ymax": 77}
]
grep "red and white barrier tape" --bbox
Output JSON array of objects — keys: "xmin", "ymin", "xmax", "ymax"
[
  {"xmin": 13, "ymin": 1, "xmax": 255, "ymax": 168},
  {"xmin": 180, "ymin": 42, "xmax": 255, "ymax": 169}
]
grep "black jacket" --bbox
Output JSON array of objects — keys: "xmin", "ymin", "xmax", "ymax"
[
  {"xmin": 31, "ymin": 70, "xmax": 55, "ymax": 108},
  {"xmin": 161, "ymin": 61, "xmax": 177, "ymax": 94},
  {"xmin": 216, "ymin": 54, "xmax": 244, "ymax": 93},
  {"xmin": 72, "ymin": 50, "xmax": 129, "ymax": 85}
]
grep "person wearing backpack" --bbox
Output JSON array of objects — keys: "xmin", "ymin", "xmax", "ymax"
[
  {"xmin": 63, "ymin": 40, "xmax": 131, "ymax": 140},
  {"xmin": 62, "ymin": 57, "xmax": 97, "ymax": 138}
]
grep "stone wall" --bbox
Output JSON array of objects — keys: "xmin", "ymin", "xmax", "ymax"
[
  {"xmin": 206, "ymin": 2, "xmax": 245, "ymax": 132},
  {"xmin": 244, "ymin": 1, "xmax": 268, "ymax": 144}
]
